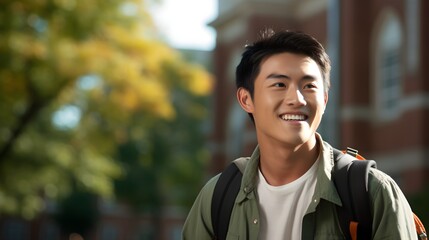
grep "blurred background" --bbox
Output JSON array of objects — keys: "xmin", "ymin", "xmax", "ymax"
[{"xmin": 0, "ymin": 0, "xmax": 427, "ymax": 239}]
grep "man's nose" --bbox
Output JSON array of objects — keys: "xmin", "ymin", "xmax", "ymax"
[{"xmin": 285, "ymin": 87, "xmax": 306, "ymax": 106}]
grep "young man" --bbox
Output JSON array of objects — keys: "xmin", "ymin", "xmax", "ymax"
[{"xmin": 182, "ymin": 30, "xmax": 416, "ymax": 239}]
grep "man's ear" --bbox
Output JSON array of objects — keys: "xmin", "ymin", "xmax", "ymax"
[
  {"xmin": 323, "ymin": 92, "xmax": 329, "ymax": 113},
  {"xmin": 237, "ymin": 87, "xmax": 254, "ymax": 113},
  {"xmin": 324, "ymin": 92, "xmax": 329, "ymax": 105}
]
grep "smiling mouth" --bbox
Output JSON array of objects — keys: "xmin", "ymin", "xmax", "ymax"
[{"xmin": 280, "ymin": 114, "xmax": 308, "ymax": 121}]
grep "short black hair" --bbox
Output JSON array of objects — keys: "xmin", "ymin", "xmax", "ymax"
[{"xmin": 235, "ymin": 29, "xmax": 331, "ymax": 122}]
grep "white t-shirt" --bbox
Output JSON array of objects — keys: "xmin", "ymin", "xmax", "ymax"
[{"xmin": 257, "ymin": 159, "xmax": 319, "ymax": 240}]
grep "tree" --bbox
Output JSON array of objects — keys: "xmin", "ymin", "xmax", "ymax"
[
  {"xmin": 0, "ymin": 0, "xmax": 213, "ymax": 221},
  {"xmin": 114, "ymin": 73, "xmax": 213, "ymax": 237}
]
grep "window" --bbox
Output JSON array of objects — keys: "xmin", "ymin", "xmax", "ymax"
[
  {"xmin": 373, "ymin": 10, "xmax": 403, "ymax": 121},
  {"xmin": 379, "ymin": 49, "xmax": 400, "ymax": 111}
]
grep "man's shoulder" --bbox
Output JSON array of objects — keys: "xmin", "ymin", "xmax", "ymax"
[
  {"xmin": 232, "ymin": 157, "xmax": 251, "ymax": 173},
  {"xmin": 368, "ymin": 167, "xmax": 395, "ymax": 184},
  {"xmin": 202, "ymin": 157, "xmax": 251, "ymax": 190},
  {"xmin": 367, "ymin": 167, "xmax": 403, "ymax": 197},
  {"xmin": 201, "ymin": 172, "xmax": 222, "ymax": 196}
]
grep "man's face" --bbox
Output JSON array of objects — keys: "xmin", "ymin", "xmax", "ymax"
[{"xmin": 238, "ymin": 52, "xmax": 328, "ymax": 148}]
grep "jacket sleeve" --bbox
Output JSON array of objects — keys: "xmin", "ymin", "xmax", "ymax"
[
  {"xmin": 369, "ymin": 169, "xmax": 417, "ymax": 240},
  {"xmin": 182, "ymin": 175, "xmax": 219, "ymax": 240}
]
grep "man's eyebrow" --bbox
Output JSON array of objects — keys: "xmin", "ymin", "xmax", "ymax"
[
  {"xmin": 266, "ymin": 73, "xmax": 290, "ymax": 80},
  {"xmin": 301, "ymin": 75, "xmax": 317, "ymax": 81},
  {"xmin": 266, "ymin": 73, "xmax": 318, "ymax": 81}
]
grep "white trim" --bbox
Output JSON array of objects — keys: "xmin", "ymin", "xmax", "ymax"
[
  {"xmin": 372, "ymin": 147, "xmax": 429, "ymax": 175},
  {"xmin": 218, "ymin": 0, "xmax": 244, "ymax": 15},
  {"xmin": 401, "ymin": 93, "xmax": 429, "ymax": 110},
  {"xmin": 341, "ymin": 93, "xmax": 429, "ymax": 121},
  {"xmin": 216, "ymin": 17, "xmax": 247, "ymax": 44},
  {"xmin": 341, "ymin": 105, "xmax": 371, "ymax": 121},
  {"xmin": 295, "ymin": 0, "xmax": 328, "ymax": 20}
]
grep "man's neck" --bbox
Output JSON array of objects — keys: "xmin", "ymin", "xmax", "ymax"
[{"xmin": 258, "ymin": 136, "xmax": 319, "ymax": 186}]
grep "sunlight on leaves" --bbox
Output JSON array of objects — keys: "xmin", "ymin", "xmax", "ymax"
[{"xmin": 0, "ymin": 0, "xmax": 213, "ymax": 219}]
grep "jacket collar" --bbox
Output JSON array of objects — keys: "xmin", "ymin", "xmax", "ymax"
[{"xmin": 235, "ymin": 133, "xmax": 342, "ymax": 207}]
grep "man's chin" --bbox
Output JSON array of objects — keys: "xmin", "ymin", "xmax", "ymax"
[{"xmin": 280, "ymin": 133, "xmax": 315, "ymax": 148}]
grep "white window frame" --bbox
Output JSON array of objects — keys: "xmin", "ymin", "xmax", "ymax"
[{"xmin": 371, "ymin": 9, "xmax": 403, "ymax": 122}]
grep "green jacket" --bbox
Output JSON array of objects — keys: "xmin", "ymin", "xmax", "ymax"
[{"xmin": 182, "ymin": 139, "xmax": 417, "ymax": 239}]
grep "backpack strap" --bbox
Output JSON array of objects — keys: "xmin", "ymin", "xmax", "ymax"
[
  {"xmin": 349, "ymin": 160, "xmax": 376, "ymax": 239},
  {"xmin": 414, "ymin": 213, "xmax": 428, "ymax": 240},
  {"xmin": 211, "ymin": 148, "xmax": 379, "ymax": 240},
  {"xmin": 333, "ymin": 148, "xmax": 376, "ymax": 240},
  {"xmin": 333, "ymin": 148, "xmax": 355, "ymax": 239},
  {"xmin": 211, "ymin": 162, "xmax": 243, "ymax": 240}
]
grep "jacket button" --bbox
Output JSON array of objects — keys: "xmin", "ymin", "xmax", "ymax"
[{"xmin": 253, "ymin": 219, "xmax": 258, "ymax": 224}]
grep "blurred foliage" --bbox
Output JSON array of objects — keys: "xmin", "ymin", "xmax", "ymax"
[
  {"xmin": 409, "ymin": 187, "xmax": 429, "ymax": 229},
  {"xmin": 55, "ymin": 189, "xmax": 99, "ymax": 238},
  {"xmin": 115, "ymin": 88, "xmax": 212, "ymax": 211},
  {"xmin": 0, "ymin": 0, "xmax": 213, "ymax": 220}
]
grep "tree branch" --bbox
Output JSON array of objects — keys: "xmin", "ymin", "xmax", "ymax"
[{"xmin": 0, "ymin": 101, "xmax": 43, "ymax": 163}]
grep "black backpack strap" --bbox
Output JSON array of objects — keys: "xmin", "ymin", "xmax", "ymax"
[
  {"xmin": 349, "ymin": 160, "xmax": 376, "ymax": 239},
  {"xmin": 211, "ymin": 162, "xmax": 243, "ymax": 240},
  {"xmin": 333, "ymin": 149, "xmax": 355, "ymax": 239},
  {"xmin": 332, "ymin": 148, "xmax": 377, "ymax": 240}
]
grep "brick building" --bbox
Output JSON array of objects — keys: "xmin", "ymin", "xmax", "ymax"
[{"xmin": 209, "ymin": 0, "xmax": 429, "ymax": 195}]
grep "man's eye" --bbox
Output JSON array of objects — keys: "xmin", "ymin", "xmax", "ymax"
[
  {"xmin": 304, "ymin": 84, "xmax": 317, "ymax": 89},
  {"xmin": 274, "ymin": 83, "xmax": 286, "ymax": 87}
]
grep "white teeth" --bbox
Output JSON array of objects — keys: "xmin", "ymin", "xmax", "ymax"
[{"xmin": 281, "ymin": 114, "xmax": 306, "ymax": 121}]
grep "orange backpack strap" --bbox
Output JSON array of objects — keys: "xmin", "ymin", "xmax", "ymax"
[
  {"xmin": 338, "ymin": 148, "xmax": 427, "ymax": 240},
  {"xmin": 349, "ymin": 221, "xmax": 358, "ymax": 240},
  {"xmin": 414, "ymin": 213, "xmax": 427, "ymax": 240}
]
